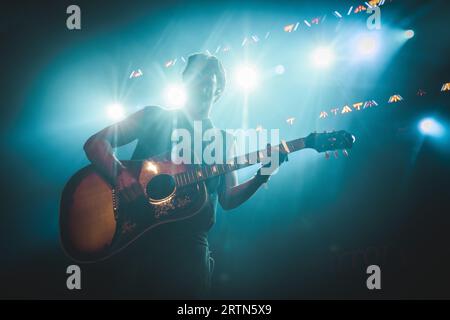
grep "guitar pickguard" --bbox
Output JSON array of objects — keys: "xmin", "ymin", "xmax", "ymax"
[
  {"xmin": 152, "ymin": 194, "xmax": 191, "ymax": 219},
  {"xmin": 110, "ymin": 182, "xmax": 208, "ymax": 254}
]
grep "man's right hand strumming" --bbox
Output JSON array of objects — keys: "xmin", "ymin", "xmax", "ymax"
[
  {"xmin": 83, "ymin": 107, "xmax": 151, "ymax": 204},
  {"xmin": 115, "ymin": 168, "xmax": 145, "ymax": 203}
]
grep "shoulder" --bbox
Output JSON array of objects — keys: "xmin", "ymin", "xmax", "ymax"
[
  {"xmin": 142, "ymin": 105, "xmax": 180, "ymax": 119},
  {"xmin": 135, "ymin": 105, "xmax": 174, "ymax": 124},
  {"xmin": 141, "ymin": 105, "xmax": 166, "ymax": 116}
]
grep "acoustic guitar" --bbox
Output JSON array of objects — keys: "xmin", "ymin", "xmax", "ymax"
[{"xmin": 60, "ymin": 130, "xmax": 355, "ymax": 263}]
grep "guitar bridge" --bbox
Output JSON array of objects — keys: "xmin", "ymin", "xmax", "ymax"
[{"xmin": 111, "ymin": 188, "xmax": 119, "ymax": 220}]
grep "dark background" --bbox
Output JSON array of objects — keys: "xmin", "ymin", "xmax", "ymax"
[{"xmin": 1, "ymin": 0, "xmax": 450, "ymax": 299}]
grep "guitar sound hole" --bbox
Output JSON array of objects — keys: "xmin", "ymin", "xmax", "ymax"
[{"xmin": 146, "ymin": 174, "xmax": 176, "ymax": 201}]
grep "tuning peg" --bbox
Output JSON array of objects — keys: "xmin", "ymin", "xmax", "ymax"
[
  {"xmin": 325, "ymin": 151, "xmax": 330, "ymax": 159},
  {"xmin": 334, "ymin": 151, "xmax": 339, "ymax": 158},
  {"xmin": 342, "ymin": 149, "xmax": 349, "ymax": 157}
]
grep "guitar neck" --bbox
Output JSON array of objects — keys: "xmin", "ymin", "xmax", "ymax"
[{"xmin": 173, "ymin": 137, "xmax": 307, "ymax": 187}]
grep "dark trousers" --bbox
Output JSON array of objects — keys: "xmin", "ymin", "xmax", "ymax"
[{"xmin": 108, "ymin": 239, "xmax": 214, "ymax": 299}]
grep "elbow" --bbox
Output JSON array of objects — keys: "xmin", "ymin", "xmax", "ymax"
[
  {"xmin": 83, "ymin": 136, "xmax": 95, "ymax": 156},
  {"xmin": 83, "ymin": 135, "xmax": 105, "ymax": 158},
  {"xmin": 219, "ymin": 197, "xmax": 237, "ymax": 211},
  {"xmin": 221, "ymin": 204, "xmax": 235, "ymax": 212}
]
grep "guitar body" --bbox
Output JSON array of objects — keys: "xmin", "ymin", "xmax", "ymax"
[
  {"xmin": 60, "ymin": 130, "xmax": 355, "ymax": 263},
  {"xmin": 59, "ymin": 158, "xmax": 209, "ymax": 263}
]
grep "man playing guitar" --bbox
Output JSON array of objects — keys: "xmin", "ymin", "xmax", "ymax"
[{"xmin": 83, "ymin": 53, "xmax": 287, "ymax": 298}]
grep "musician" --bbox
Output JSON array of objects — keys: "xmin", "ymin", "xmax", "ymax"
[{"xmin": 83, "ymin": 53, "xmax": 287, "ymax": 298}]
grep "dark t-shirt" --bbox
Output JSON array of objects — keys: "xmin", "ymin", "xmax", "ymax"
[{"xmin": 129, "ymin": 106, "xmax": 229, "ymax": 247}]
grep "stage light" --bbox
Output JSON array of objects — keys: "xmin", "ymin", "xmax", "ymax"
[
  {"xmin": 235, "ymin": 65, "xmax": 259, "ymax": 91},
  {"xmin": 275, "ymin": 65, "xmax": 285, "ymax": 75},
  {"xmin": 356, "ymin": 34, "xmax": 379, "ymax": 57},
  {"xmin": 164, "ymin": 84, "xmax": 186, "ymax": 108},
  {"xmin": 106, "ymin": 103, "xmax": 125, "ymax": 121},
  {"xmin": 404, "ymin": 30, "xmax": 415, "ymax": 39},
  {"xmin": 419, "ymin": 118, "xmax": 445, "ymax": 137},
  {"xmin": 310, "ymin": 46, "xmax": 334, "ymax": 68}
]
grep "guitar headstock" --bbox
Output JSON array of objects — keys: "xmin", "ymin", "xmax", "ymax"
[{"xmin": 305, "ymin": 130, "xmax": 355, "ymax": 153}]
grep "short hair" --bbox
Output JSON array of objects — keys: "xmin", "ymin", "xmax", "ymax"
[{"xmin": 182, "ymin": 53, "xmax": 226, "ymax": 100}]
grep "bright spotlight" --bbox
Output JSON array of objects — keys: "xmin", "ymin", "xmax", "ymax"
[
  {"xmin": 164, "ymin": 84, "xmax": 186, "ymax": 108},
  {"xmin": 310, "ymin": 46, "xmax": 334, "ymax": 68},
  {"xmin": 404, "ymin": 29, "xmax": 415, "ymax": 39},
  {"xmin": 356, "ymin": 34, "xmax": 379, "ymax": 57},
  {"xmin": 235, "ymin": 65, "xmax": 259, "ymax": 91},
  {"xmin": 275, "ymin": 65, "xmax": 285, "ymax": 75},
  {"xmin": 107, "ymin": 103, "xmax": 125, "ymax": 121},
  {"xmin": 419, "ymin": 118, "xmax": 445, "ymax": 137}
]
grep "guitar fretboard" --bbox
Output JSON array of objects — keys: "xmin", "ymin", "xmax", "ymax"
[{"xmin": 173, "ymin": 137, "xmax": 306, "ymax": 187}]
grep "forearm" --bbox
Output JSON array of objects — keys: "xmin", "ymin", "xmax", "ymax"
[
  {"xmin": 220, "ymin": 174, "xmax": 266, "ymax": 210},
  {"xmin": 84, "ymin": 137, "xmax": 124, "ymax": 184}
]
